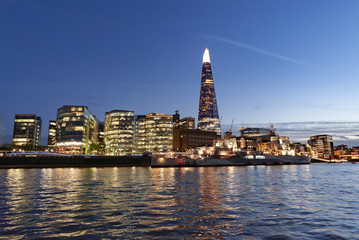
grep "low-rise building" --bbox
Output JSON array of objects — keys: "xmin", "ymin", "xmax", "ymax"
[{"xmin": 173, "ymin": 117, "xmax": 219, "ymax": 152}]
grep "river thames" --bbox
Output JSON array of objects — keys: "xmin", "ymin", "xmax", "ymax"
[{"xmin": 0, "ymin": 164, "xmax": 359, "ymax": 239}]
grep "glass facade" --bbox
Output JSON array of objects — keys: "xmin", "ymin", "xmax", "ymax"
[
  {"xmin": 104, "ymin": 110, "xmax": 134, "ymax": 156},
  {"xmin": 134, "ymin": 115, "xmax": 146, "ymax": 154},
  {"xmin": 309, "ymin": 135, "xmax": 334, "ymax": 159},
  {"xmin": 12, "ymin": 114, "xmax": 42, "ymax": 146},
  {"xmin": 145, "ymin": 113, "xmax": 173, "ymax": 152},
  {"xmin": 197, "ymin": 48, "xmax": 221, "ymax": 134},
  {"xmin": 98, "ymin": 121, "xmax": 105, "ymax": 144},
  {"xmin": 47, "ymin": 120, "xmax": 57, "ymax": 147},
  {"xmin": 56, "ymin": 105, "xmax": 98, "ymax": 154}
]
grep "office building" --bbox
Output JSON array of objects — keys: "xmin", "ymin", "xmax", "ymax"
[
  {"xmin": 12, "ymin": 114, "xmax": 42, "ymax": 146},
  {"xmin": 145, "ymin": 113, "xmax": 173, "ymax": 152},
  {"xmin": 104, "ymin": 110, "xmax": 134, "ymax": 155},
  {"xmin": 174, "ymin": 117, "xmax": 195, "ymax": 130},
  {"xmin": 309, "ymin": 135, "xmax": 334, "ymax": 159},
  {"xmin": 173, "ymin": 117, "xmax": 219, "ymax": 152},
  {"xmin": 197, "ymin": 48, "xmax": 221, "ymax": 134},
  {"xmin": 134, "ymin": 115, "xmax": 146, "ymax": 154},
  {"xmin": 47, "ymin": 120, "xmax": 56, "ymax": 147},
  {"xmin": 98, "ymin": 121, "xmax": 105, "ymax": 144},
  {"xmin": 133, "ymin": 113, "xmax": 174, "ymax": 153},
  {"xmin": 56, "ymin": 105, "xmax": 98, "ymax": 154}
]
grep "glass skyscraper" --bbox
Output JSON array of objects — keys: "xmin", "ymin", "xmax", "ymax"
[{"xmin": 197, "ymin": 48, "xmax": 221, "ymax": 134}]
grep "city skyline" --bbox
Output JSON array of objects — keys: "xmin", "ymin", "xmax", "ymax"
[{"xmin": 2, "ymin": 1, "xmax": 359, "ymax": 145}]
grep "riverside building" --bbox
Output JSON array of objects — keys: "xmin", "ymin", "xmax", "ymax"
[
  {"xmin": 134, "ymin": 113, "xmax": 173, "ymax": 153},
  {"xmin": 146, "ymin": 113, "xmax": 173, "ymax": 152},
  {"xmin": 47, "ymin": 120, "xmax": 57, "ymax": 148},
  {"xmin": 104, "ymin": 110, "xmax": 134, "ymax": 155},
  {"xmin": 309, "ymin": 135, "xmax": 334, "ymax": 159},
  {"xmin": 55, "ymin": 105, "xmax": 98, "ymax": 155},
  {"xmin": 173, "ymin": 117, "xmax": 220, "ymax": 152},
  {"xmin": 12, "ymin": 114, "xmax": 42, "ymax": 146},
  {"xmin": 134, "ymin": 115, "xmax": 146, "ymax": 154},
  {"xmin": 98, "ymin": 121, "xmax": 105, "ymax": 144},
  {"xmin": 197, "ymin": 48, "xmax": 221, "ymax": 135}
]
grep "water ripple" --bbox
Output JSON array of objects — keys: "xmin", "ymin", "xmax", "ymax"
[{"xmin": 1, "ymin": 165, "xmax": 359, "ymax": 239}]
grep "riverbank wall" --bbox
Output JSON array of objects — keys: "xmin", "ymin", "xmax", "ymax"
[{"xmin": 0, "ymin": 156, "xmax": 151, "ymax": 168}]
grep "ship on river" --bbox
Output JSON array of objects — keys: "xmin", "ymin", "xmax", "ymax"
[
  {"xmin": 151, "ymin": 151, "xmax": 310, "ymax": 167},
  {"xmin": 152, "ymin": 126, "xmax": 311, "ymax": 167}
]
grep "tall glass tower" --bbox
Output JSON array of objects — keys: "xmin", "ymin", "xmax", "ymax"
[{"xmin": 197, "ymin": 48, "xmax": 221, "ymax": 134}]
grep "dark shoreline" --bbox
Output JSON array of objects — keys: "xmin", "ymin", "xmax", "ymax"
[
  {"xmin": 0, "ymin": 156, "xmax": 341, "ymax": 169},
  {"xmin": 0, "ymin": 156, "xmax": 152, "ymax": 169}
]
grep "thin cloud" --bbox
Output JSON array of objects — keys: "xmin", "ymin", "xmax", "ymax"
[
  {"xmin": 222, "ymin": 121, "xmax": 359, "ymax": 146},
  {"xmin": 200, "ymin": 34, "xmax": 318, "ymax": 67}
]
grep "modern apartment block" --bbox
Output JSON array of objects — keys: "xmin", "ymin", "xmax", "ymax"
[
  {"xmin": 56, "ymin": 105, "xmax": 98, "ymax": 154},
  {"xmin": 12, "ymin": 114, "xmax": 42, "ymax": 146},
  {"xmin": 47, "ymin": 120, "xmax": 57, "ymax": 147},
  {"xmin": 104, "ymin": 110, "xmax": 134, "ymax": 155}
]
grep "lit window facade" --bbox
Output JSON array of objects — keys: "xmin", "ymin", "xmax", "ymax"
[
  {"xmin": 12, "ymin": 114, "xmax": 42, "ymax": 146},
  {"xmin": 145, "ymin": 113, "xmax": 173, "ymax": 152},
  {"xmin": 56, "ymin": 105, "xmax": 98, "ymax": 155},
  {"xmin": 98, "ymin": 121, "xmax": 105, "ymax": 144},
  {"xmin": 134, "ymin": 115, "xmax": 146, "ymax": 154},
  {"xmin": 309, "ymin": 135, "xmax": 334, "ymax": 159},
  {"xmin": 104, "ymin": 110, "xmax": 134, "ymax": 156},
  {"xmin": 198, "ymin": 48, "xmax": 221, "ymax": 134},
  {"xmin": 47, "ymin": 120, "xmax": 57, "ymax": 147}
]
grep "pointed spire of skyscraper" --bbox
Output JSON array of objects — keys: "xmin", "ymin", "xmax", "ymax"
[
  {"xmin": 198, "ymin": 48, "xmax": 221, "ymax": 135},
  {"xmin": 203, "ymin": 48, "xmax": 211, "ymax": 63}
]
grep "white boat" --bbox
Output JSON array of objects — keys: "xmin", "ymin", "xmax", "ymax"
[{"xmin": 151, "ymin": 152, "xmax": 310, "ymax": 167}]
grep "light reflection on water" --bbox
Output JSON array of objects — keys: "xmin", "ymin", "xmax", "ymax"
[{"xmin": 1, "ymin": 164, "xmax": 359, "ymax": 239}]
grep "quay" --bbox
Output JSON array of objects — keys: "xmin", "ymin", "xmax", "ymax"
[
  {"xmin": 0, "ymin": 155, "xmax": 151, "ymax": 168},
  {"xmin": 0, "ymin": 153, "xmax": 345, "ymax": 169}
]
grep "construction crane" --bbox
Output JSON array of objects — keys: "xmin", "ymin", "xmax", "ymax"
[{"xmin": 229, "ymin": 117, "xmax": 235, "ymax": 132}]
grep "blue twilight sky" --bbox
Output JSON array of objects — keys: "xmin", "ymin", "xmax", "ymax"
[{"xmin": 1, "ymin": 0, "xmax": 359, "ymax": 145}]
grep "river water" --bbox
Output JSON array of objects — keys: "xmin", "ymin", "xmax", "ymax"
[{"xmin": 0, "ymin": 164, "xmax": 359, "ymax": 239}]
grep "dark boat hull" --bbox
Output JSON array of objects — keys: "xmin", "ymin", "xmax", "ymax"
[{"xmin": 151, "ymin": 155, "xmax": 310, "ymax": 167}]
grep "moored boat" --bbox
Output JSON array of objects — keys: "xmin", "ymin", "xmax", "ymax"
[{"xmin": 151, "ymin": 152, "xmax": 310, "ymax": 167}]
